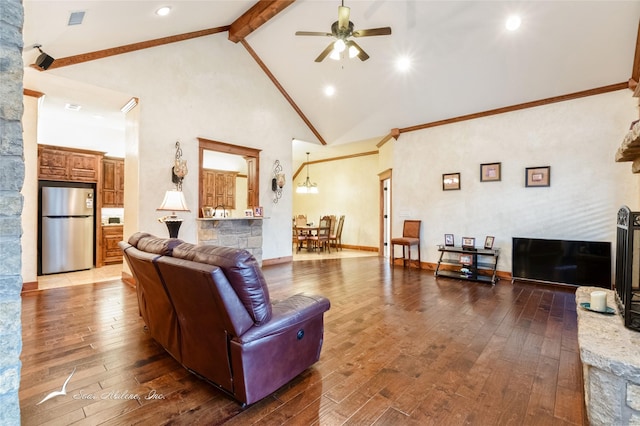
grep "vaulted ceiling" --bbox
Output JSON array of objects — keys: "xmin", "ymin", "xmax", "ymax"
[{"xmin": 22, "ymin": 1, "xmax": 640, "ymax": 164}]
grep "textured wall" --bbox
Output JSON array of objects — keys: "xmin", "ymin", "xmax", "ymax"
[
  {"xmin": 0, "ymin": 0, "xmax": 24, "ymax": 423},
  {"xmin": 392, "ymin": 90, "xmax": 640, "ymax": 277}
]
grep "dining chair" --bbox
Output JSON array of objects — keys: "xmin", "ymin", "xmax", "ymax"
[
  {"xmin": 390, "ymin": 220, "xmax": 421, "ymax": 268},
  {"xmin": 295, "ymin": 214, "xmax": 307, "ymax": 227},
  {"xmin": 309, "ymin": 216, "xmax": 331, "ymax": 253},
  {"xmin": 292, "ymin": 225, "xmax": 307, "ymax": 253},
  {"xmin": 329, "ymin": 215, "xmax": 345, "ymax": 250}
]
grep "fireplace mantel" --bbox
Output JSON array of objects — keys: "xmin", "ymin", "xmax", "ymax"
[
  {"xmin": 575, "ymin": 286, "xmax": 640, "ymax": 425},
  {"xmin": 616, "ymin": 120, "xmax": 640, "ymax": 172}
]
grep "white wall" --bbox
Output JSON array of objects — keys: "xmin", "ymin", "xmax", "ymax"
[
  {"xmin": 51, "ymin": 34, "xmax": 316, "ymax": 260},
  {"xmin": 391, "ymin": 90, "xmax": 640, "ymax": 278},
  {"xmin": 293, "ymin": 153, "xmax": 379, "ymax": 249},
  {"xmin": 21, "ymin": 95, "xmax": 39, "ymax": 284}
]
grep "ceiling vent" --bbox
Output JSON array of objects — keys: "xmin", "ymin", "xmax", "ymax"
[{"xmin": 68, "ymin": 11, "xmax": 85, "ymax": 26}]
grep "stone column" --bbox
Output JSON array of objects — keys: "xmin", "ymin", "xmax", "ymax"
[{"xmin": 0, "ymin": 0, "xmax": 25, "ymax": 423}]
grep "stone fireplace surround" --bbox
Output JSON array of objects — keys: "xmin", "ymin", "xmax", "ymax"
[
  {"xmin": 576, "ymin": 286, "xmax": 640, "ymax": 425},
  {"xmin": 196, "ymin": 217, "xmax": 263, "ymax": 265}
]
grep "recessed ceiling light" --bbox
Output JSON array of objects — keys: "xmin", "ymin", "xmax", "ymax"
[
  {"xmin": 64, "ymin": 103, "xmax": 81, "ymax": 111},
  {"xmin": 156, "ymin": 6, "xmax": 172, "ymax": 16},
  {"xmin": 156, "ymin": 6, "xmax": 171, "ymax": 16},
  {"xmin": 324, "ymin": 85, "xmax": 336, "ymax": 97},
  {"xmin": 505, "ymin": 15, "xmax": 522, "ymax": 31},
  {"xmin": 396, "ymin": 56, "xmax": 412, "ymax": 72}
]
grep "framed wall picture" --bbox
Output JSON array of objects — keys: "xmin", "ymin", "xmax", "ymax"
[
  {"xmin": 484, "ymin": 236, "xmax": 495, "ymax": 249},
  {"xmin": 480, "ymin": 162, "xmax": 501, "ymax": 182},
  {"xmin": 443, "ymin": 173, "xmax": 461, "ymax": 191},
  {"xmin": 525, "ymin": 166, "xmax": 550, "ymax": 187},
  {"xmin": 253, "ymin": 206, "xmax": 263, "ymax": 217},
  {"xmin": 244, "ymin": 209, "xmax": 254, "ymax": 217},
  {"xmin": 444, "ymin": 234, "xmax": 454, "ymax": 246},
  {"xmin": 459, "ymin": 254, "xmax": 473, "ymax": 265},
  {"xmin": 462, "ymin": 237, "xmax": 475, "ymax": 249},
  {"xmin": 201, "ymin": 207, "xmax": 214, "ymax": 218}
]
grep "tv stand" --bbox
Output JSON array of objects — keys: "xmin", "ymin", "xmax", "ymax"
[{"xmin": 435, "ymin": 245, "xmax": 500, "ymax": 285}]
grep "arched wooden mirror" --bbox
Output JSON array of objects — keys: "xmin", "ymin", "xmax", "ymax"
[{"xmin": 198, "ymin": 137, "xmax": 260, "ymax": 217}]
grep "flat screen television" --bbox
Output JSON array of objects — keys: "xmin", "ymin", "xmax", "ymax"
[{"xmin": 512, "ymin": 237, "xmax": 611, "ymax": 288}]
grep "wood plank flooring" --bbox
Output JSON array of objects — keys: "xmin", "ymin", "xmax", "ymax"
[{"xmin": 20, "ymin": 257, "xmax": 587, "ymax": 425}]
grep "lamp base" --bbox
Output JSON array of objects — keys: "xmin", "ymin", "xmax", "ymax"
[{"xmin": 164, "ymin": 220, "xmax": 183, "ymax": 238}]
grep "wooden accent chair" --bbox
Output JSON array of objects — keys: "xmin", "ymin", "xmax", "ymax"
[
  {"xmin": 329, "ymin": 215, "xmax": 345, "ymax": 250},
  {"xmin": 391, "ymin": 220, "xmax": 421, "ymax": 268}
]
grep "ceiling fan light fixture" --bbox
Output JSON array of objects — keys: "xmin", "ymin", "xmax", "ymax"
[
  {"xmin": 329, "ymin": 49, "xmax": 341, "ymax": 60},
  {"xmin": 333, "ymin": 39, "xmax": 346, "ymax": 53},
  {"xmin": 348, "ymin": 45, "xmax": 359, "ymax": 59}
]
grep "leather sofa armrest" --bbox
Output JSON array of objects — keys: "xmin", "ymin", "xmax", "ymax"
[{"xmin": 235, "ymin": 293, "xmax": 330, "ymax": 344}]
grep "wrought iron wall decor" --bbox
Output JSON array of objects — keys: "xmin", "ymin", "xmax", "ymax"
[{"xmin": 272, "ymin": 160, "xmax": 285, "ymax": 203}]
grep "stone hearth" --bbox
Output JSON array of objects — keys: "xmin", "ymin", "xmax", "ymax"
[{"xmin": 575, "ymin": 286, "xmax": 640, "ymax": 425}]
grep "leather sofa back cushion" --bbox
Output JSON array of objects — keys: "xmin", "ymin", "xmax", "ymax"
[
  {"xmin": 188, "ymin": 245, "xmax": 272, "ymax": 325},
  {"xmin": 133, "ymin": 234, "xmax": 184, "ymax": 256}
]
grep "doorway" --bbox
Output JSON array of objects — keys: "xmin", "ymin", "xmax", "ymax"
[{"xmin": 379, "ymin": 170, "xmax": 391, "ymax": 258}]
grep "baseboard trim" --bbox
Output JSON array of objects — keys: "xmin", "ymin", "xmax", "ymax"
[
  {"xmin": 121, "ymin": 271, "xmax": 136, "ymax": 288},
  {"xmin": 21, "ymin": 281, "xmax": 38, "ymax": 293},
  {"xmin": 262, "ymin": 256, "xmax": 292, "ymax": 266}
]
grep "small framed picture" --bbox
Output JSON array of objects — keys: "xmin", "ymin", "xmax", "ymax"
[
  {"xmin": 443, "ymin": 173, "xmax": 461, "ymax": 191},
  {"xmin": 444, "ymin": 234, "xmax": 454, "ymax": 246},
  {"xmin": 480, "ymin": 162, "xmax": 501, "ymax": 182},
  {"xmin": 253, "ymin": 206, "xmax": 263, "ymax": 217},
  {"xmin": 459, "ymin": 254, "xmax": 473, "ymax": 265},
  {"xmin": 484, "ymin": 236, "xmax": 495, "ymax": 249},
  {"xmin": 244, "ymin": 209, "xmax": 254, "ymax": 217},
  {"xmin": 526, "ymin": 166, "xmax": 550, "ymax": 187},
  {"xmin": 462, "ymin": 237, "xmax": 475, "ymax": 249},
  {"xmin": 201, "ymin": 207, "xmax": 214, "ymax": 218}
]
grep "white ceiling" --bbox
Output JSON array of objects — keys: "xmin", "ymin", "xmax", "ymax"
[{"xmin": 22, "ymin": 1, "xmax": 640, "ymax": 165}]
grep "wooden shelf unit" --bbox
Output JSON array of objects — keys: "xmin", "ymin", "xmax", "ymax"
[{"xmin": 435, "ymin": 245, "xmax": 500, "ymax": 285}]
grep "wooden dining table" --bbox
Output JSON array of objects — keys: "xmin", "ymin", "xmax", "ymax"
[{"xmin": 293, "ymin": 225, "xmax": 329, "ymax": 252}]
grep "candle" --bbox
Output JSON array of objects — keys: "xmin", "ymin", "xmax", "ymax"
[{"xmin": 590, "ymin": 291, "xmax": 607, "ymax": 312}]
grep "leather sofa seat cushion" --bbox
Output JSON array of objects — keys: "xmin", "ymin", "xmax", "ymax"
[
  {"xmin": 188, "ymin": 245, "xmax": 272, "ymax": 325},
  {"xmin": 134, "ymin": 234, "xmax": 184, "ymax": 256}
]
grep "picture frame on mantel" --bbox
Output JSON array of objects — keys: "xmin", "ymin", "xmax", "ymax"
[
  {"xmin": 443, "ymin": 173, "xmax": 461, "ymax": 191},
  {"xmin": 526, "ymin": 166, "xmax": 551, "ymax": 187},
  {"xmin": 480, "ymin": 162, "xmax": 501, "ymax": 182}
]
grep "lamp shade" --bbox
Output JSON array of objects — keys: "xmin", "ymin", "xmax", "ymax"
[{"xmin": 157, "ymin": 190, "xmax": 190, "ymax": 213}]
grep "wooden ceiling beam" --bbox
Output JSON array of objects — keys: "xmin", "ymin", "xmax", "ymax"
[
  {"xmin": 240, "ymin": 39, "xmax": 326, "ymax": 145},
  {"xmin": 34, "ymin": 26, "xmax": 229, "ymax": 71},
  {"xmin": 228, "ymin": 0, "xmax": 296, "ymax": 43}
]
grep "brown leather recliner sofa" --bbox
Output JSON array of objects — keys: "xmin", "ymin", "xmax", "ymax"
[{"xmin": 119, "ymin": 232, "xmax": 330, "ymax": 406}]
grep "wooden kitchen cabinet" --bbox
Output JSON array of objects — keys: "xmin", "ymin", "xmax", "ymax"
[
  {"xmin": 102, "ymin": 225, "xmax": 124, "ymax": 264},
  {"xmin": 38, "ymin": 145, "xmax": 103, "ymax": 182},
  {"xmin": 201, "ymin": 168, "xmax": 237, "ymax": 212},
  {"xmin": 102, "ymin": 157, "xmax": 124, "ymax": 207}
]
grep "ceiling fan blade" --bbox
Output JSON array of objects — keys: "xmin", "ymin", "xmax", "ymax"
[
  {"xmin": 315, "ymin": 42, "xmax": 335, "ymax": 63},
  {"xmin": 295, "ymin": 31, "xmax": 333, "ymax": 37},
  {"xmin": 347, "ymin": 40, "xmax": 369, "ymax": 61},
  {"xmin": 352, "ymin": 27, "xmax": 392, "ymax": 37},
  {"xmin": 338, "ymin": 6, "xmax": 350, "ymax": 30}
]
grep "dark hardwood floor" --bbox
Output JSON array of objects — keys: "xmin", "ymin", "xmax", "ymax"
[{"xmin": 20, "ymin": 257, "xmax": 587, "ymax": 425}]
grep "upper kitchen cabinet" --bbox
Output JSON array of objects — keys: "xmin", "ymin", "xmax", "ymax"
[
  {"xmin": 102, "ymin": 157, "xmax": 124, "ymax": 208},
  {"xmin": 38, "ymin": 144, "xmax": 104, "ymax": 183}
]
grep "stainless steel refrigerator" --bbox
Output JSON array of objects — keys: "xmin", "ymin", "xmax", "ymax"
[{"xmin": 40, "ymin": 185, "xmax": 95, "ymax": 274}]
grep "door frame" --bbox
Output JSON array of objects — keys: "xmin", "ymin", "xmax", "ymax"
[{"xmin": 378, "ymin": 169, "xmax": 392, "ymax": 257}]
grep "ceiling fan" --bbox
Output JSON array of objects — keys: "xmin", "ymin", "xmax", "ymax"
[{"xmin": 295, "ymin": 1, "xmax": 392, "ymax": 62}]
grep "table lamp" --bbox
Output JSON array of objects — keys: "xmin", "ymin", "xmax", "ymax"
[{"xmin": 157, "ymin": 190, "xmax": 190, "ymax": 238}]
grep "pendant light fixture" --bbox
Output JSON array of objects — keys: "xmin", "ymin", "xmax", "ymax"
[{"xmin": 297, "ymin": 152, "xmax": 318, "ymax": 194}]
